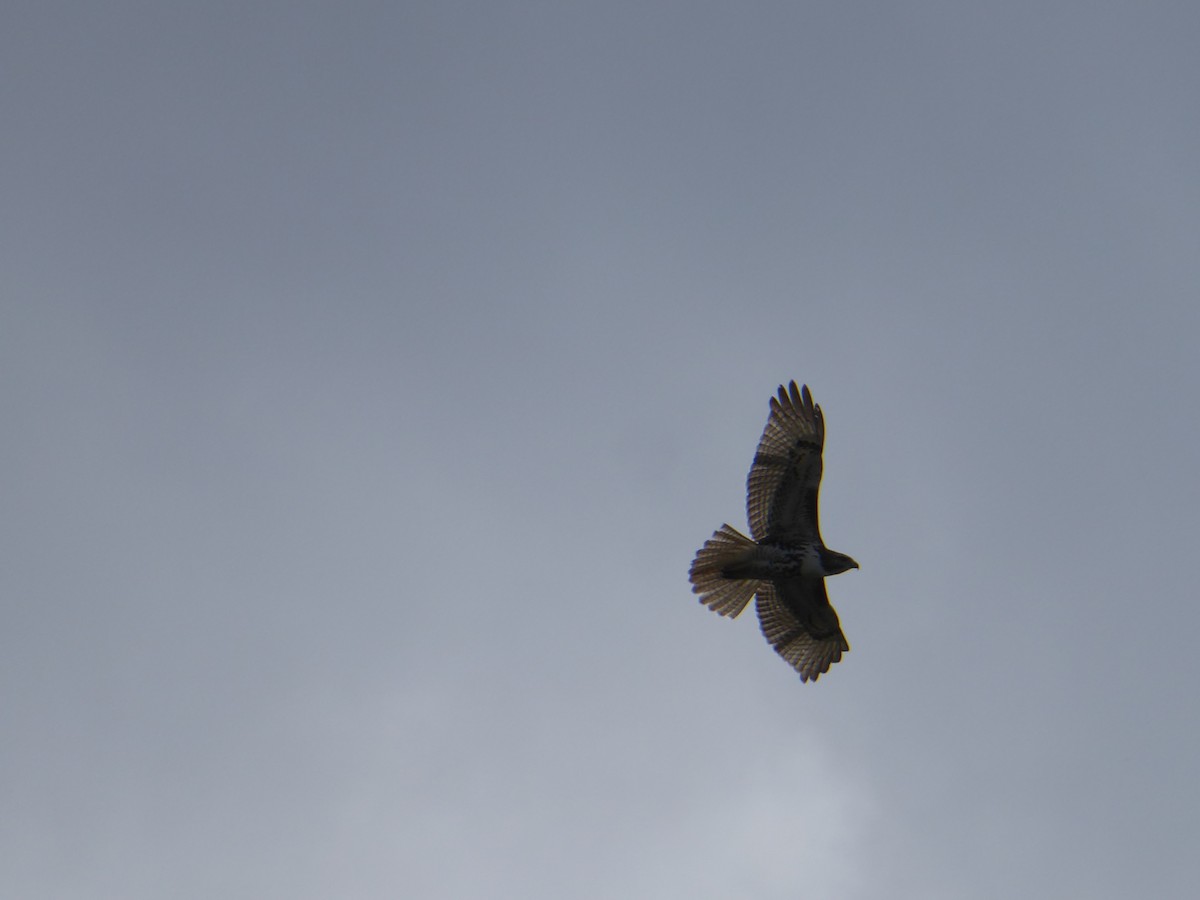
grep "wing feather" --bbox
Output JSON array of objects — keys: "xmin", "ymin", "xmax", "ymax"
[
  {"xmin": 745, "ymin": 381, "xmax": 825, "ymax": 542},
  {"xmin": 755, "ymin": 580, "xmax": 848, "ymax": 682}
]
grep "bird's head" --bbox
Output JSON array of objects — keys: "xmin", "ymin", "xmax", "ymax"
[{"xmin": 822, "ymin": 549, "xmax": 860, "ymax": 576}]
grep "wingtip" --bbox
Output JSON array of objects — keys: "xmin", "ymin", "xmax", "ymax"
[
  {"xmin": 777, "ymin": 381, "xmax": 817, "ymax": 417},
  {"xmin": 776, "ymin": 380, "xmax": 803, "ymax": 402}
]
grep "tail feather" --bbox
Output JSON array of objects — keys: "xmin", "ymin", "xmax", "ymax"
[{"xmin": 689, "ymin": 524, "xmax": 761, "ymax": 618}]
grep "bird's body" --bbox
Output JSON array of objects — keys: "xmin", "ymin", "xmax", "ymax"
[
  {"xmin": 689, "ymin": 382, "xmax": 858, "ymax": 682},
  {"xmin": 721, "ymin": 541, "xmax": 847, "ymax": 580}
]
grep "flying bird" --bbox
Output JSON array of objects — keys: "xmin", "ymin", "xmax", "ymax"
[{"xmin": 689, "ymin": 382, "xmax": 858, "ymax": 682}]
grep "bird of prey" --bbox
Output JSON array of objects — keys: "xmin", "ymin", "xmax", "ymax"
[{"xmin": 689, "ymin": 382, "xmax": 858, "ymax": 682}]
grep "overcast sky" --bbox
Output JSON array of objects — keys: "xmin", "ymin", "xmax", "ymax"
[{"xmin": 4, "ymin": 3, "xmax": 1199, "ymax": 898}]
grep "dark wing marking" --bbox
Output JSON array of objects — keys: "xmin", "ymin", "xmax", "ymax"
[
  {"xmin": 755, "ymin": 580, "xmax": 848, "ymax": 682},
  {"xmin": 745, "ymin": 381, "xmax": 825, "ymax": 542}
]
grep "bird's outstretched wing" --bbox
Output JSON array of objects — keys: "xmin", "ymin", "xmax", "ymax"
[
  {"xmin": 755, "ymin": 581, "xmax": 847, "ymax": 682},
  {"xmin": 745, "ymin": 381, "xmax": 825, "ymax": 542}
]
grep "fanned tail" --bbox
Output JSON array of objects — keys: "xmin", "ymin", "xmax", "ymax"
[{"xmin": 689, "ymin": 524, "xmax": 761, "ymax": 618}]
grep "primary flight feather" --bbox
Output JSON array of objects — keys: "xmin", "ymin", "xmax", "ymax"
[{"xmin": 689, "ymin": 382, "xmax": 858, "ymax": 682}]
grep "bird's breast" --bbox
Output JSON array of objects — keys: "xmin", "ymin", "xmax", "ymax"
[{"xmin": 755, "ymin": 542, "xmax": 826, "ymax": 578}]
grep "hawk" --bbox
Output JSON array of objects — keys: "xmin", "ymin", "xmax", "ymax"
[{"xmin": 689, "ymin": 382, "xmax": 858, "ymax": 682}]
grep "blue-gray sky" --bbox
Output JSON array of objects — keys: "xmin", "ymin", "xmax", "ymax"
[{"xmin": 4, "ymin": 3, "xmax": 1199, "ymax": 897}]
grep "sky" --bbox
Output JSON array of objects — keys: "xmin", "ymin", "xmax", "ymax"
[{"xmin": 3, "ymin": 2, "xmax": 1199, "ymax": 897}]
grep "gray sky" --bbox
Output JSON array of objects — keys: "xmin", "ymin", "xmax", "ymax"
[{"xmin": 4, "ymin": 2, "xmax": 1199, "ymax": 897}]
